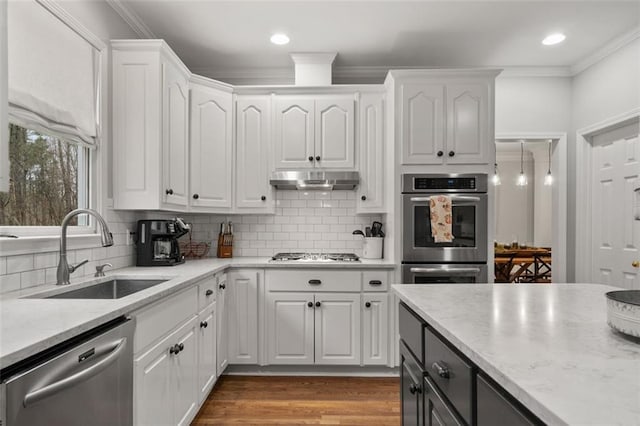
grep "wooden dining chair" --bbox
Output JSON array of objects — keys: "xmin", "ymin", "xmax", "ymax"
[
  {"xmin": 532, "ymin": 253, "xmax": 552, "ymax": 283},
  {"xmin": 494, "ymin": 253, "xmax": 517, "ymax": 283}
]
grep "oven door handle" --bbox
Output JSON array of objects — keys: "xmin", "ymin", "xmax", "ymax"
[
  {"xmin": 410, "ymin": 267, "xmax": 481, "ymax": 275},
  {"xmin": 409, "ymin": 196, "xmax": 481, "ymax": 203}
]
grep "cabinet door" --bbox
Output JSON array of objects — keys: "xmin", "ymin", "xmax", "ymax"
[
  {"xmin": 162, "ymin": 62, "xmax": 189, "ymax": 208},
  {"xmin": 274, "ymin": 96, "xmax": 315, "ymax": 169},
  {"xmin": 216, "ymin": 275, "xmax": 229, "ymax": 375},
  {"xmin": 134, "ymin": 332, "xmax": 174, "ymax": 426},
  {"xmin": 401, "ymin": 83, "xmax": 445, "ymax": 165},
  {"xmin": 445, "ymin": 83, "xmax": 489, "ymax": 164},
  {"xmin": 314, "ymin": 293, "xmax": 361, "ymax": 365},
  {"xmin": 424, "ymin": 376, "xmax": 463, "ymax": 426},
  {"xmin": 400, "ymin": 344, "xmax": 423, "ymax": 426},
  {"xmin": 236, "ymin": 95, "xmax": 274, "ymax": 212},
  {"xmin": 197, "ymin": 303, "xmax": 217, "ymax": 403},
  {"xmin": 315, "ymin": 95, "xmax": 355, "ymax": 169},
  {"xmin": 266, "ymin": 292, "xmax": 315, "ymax": 364},
  {"xmin": 0, "ymin": 0, "xmax": 8, "ymax": 193},
  {"xmin": 173, "ymin": 317, "xmax": 199, "ymax": 426},
  {"xmin": 190, "ymin": 84, "xmax": 232, "ymax": 211},
  {"xmin": 227, "ymin": 270, "xmax": 260, "ymax": 364},
  {"xmin": 362, "ymin": 293, "xmax": 389, "ymax": 365},
  {"xmin": 357, "ymin": 93, "xmax": 385, "ymax": 213}
]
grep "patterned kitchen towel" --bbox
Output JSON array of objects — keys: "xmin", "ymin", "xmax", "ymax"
[{"xmin": 430, "ymin": 195, "xmax": 454, "ymax": 243}]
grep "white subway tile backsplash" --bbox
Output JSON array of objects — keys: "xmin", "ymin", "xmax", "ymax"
[
  {"xmin": 0, "ymin": 257, "xmax": 6, "ymax": 275},
  {"xmin": 7, "ymin": 255, "xmax": 34, "ymax": 274},
  {"xmin": 21, "ymin": 269, "xmax": 46, "ymax": 289},
  {"xmin": 0, "ymin": 273, "xmax": 21, "ymax": 293}
]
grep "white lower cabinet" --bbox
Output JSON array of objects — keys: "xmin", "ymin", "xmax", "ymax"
[
  {"xmin": 362, "ymin": 293, "xmax": 389, "ymax": 365},
  {"xmin": 216, "ymin": 273, "xmax": 229, "ymax": 375},
  {"xmin": 227, "ymin": 269, "xmax": 261, "ymax": 364},
  {"xmin": 197, "ymin": 303, "xmax": 217, "ymax": 403},
  {"xmin": 134, "ymin": 316, "xmax": 198, "ymax": 426},
  {"xmin": 314, "ymin": 293, "xmax": 361, "ymax": 365}
]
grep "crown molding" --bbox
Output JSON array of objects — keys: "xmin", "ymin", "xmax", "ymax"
[
  {"xmin": 36, "ymin": 0, "xmax": 106, "ymax": 50},
  {"xmin": 105, "ymin": 0, "xmax": 155, "ymax": 39},
  {"xmin": 571, "ymin": 26, "xmax": 640, "ymax": 76}
]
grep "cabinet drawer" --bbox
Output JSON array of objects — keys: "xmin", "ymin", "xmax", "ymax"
[
  {"xmin": 477, "ymin": 373, "xmax": 538, "ymax": 426},
  {"xmin": 362, "ymin": 271, "xmax": 389, "ymax": 291},
  {"xmin": 197, "ymin": 275, "xmax": 217, "ymax": 311},
  {"xmin": 134, "ymin": 286, "xmax": 198, "ymax": 353},
  {"xmin": 424, "ymin": 326, "xmax": 473, "ymax": 425},
  {"xmin": 398, "ymin": 303, "xmax": 424, "ymax": 364},
  {"xmin": 266, "ymin": 270, "xmax": 361, "ymax": 292}
]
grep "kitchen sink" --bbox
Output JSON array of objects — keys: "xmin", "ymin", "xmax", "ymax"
[{"xmin": 43, "ymin": 278, "xmax": 168, "ymax": 299}]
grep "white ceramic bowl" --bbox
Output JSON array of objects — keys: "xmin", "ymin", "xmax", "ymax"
[{"xmin": 606, "ymin": 290, "xmax": 640, "ymax": 338}]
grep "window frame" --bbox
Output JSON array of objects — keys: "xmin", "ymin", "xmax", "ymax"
[{"xmin": 0, "ymin": 0, "xmax": 108, "ymax": 256}]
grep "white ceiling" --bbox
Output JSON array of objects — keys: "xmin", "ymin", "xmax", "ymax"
[{"xmin": 114, "ymin": 0, "xmax": 640, "ymax": 83}]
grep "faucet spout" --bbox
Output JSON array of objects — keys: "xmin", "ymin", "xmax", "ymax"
[{"xmin": 57, "ymin": 209, "xmax": 113, "ymax": 285}]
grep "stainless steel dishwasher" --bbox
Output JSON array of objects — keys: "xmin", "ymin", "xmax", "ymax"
[{"xmin": 1, "ymin": 316, "xmax": 134, "ymax": 426}]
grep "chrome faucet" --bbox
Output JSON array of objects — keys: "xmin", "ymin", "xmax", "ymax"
[{"xmin": 57, "ymin": 209, "xmax": 114, "ymax": 285}]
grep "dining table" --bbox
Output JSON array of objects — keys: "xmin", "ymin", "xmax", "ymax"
[{"xmin": 494, "ymin": 247, "xmax": 552, "ymax": 283}]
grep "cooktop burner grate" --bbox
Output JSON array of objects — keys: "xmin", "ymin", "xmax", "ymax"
[{"xmin": 271, "ymin": 252, "xmax": 360, "ymax": 262}]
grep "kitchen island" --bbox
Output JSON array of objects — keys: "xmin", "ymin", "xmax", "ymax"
[{"xmin": 392, "ymin": 283, "xmax": 640, "ymax": 426}]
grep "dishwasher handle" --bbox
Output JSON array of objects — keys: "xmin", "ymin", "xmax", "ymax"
[
  {"xmin": 23, "ymin": 337, "xmax": 127, "ymax": 407},
  {"xmin": 410, "ymin": 267, "xmax": 481, "ymax": 275}
]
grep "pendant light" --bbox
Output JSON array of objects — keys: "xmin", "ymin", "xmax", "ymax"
[
  {"xmin": 516, "ymin": 141, "xmax": 528, "ymax": 186},
  {"xmin": 492, "ymin": 163, "xmax": 501, "ymax": 186},
  {"xmin": 544, "ymin": 139, "xmax": 553, "ymax": 186}
]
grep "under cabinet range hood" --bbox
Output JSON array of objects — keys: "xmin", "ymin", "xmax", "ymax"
[{"xmin": 270, "ymin": 171, "xmax": 359, "ymax": 190}]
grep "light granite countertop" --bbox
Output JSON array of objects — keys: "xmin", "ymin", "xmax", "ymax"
[
  {"xmin": 392, "ymin": 283, "xmax": 640, "ymax": 426},
  {"xmin": 0, "ymin": 257, "xmax": 395, "ymax": 370}
]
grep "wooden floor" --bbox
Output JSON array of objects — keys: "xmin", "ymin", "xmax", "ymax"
[{"xmin": 191, "ymin": 375, "xmax": 401, "ymax": 425}]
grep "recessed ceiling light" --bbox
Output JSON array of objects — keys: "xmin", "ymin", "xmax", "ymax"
[
  {"xmin": 542, "ymin": 33, "xmax": 566, "ymax": 46},
  {"xmin": 270, "ymin": 33, "xmax": 290, "ymax": 45}
]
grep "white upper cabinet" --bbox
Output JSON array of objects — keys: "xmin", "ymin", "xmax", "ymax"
[
  {"xmin": 112, "ymin": 40, "xmax": 190, "ymax": 210},
  {"xmin": 357, "ymin": 92, "xmax": 385, "ymax": 213},
  {"xmin": 395, "ymin": 70, "xmax": 498, "ymax": 166},
  {"xmin": 189, "ymin": 79, "xmax": 233, "ymax": 211},
  {"xmin": 235, "ymin": 95, "xmax": 275, "ymax": 213},
  {"xmin": 274, "ymin": 94, "xmax": 355, "ymax": 170}
]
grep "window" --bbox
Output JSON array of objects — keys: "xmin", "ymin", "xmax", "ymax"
[{"xmin": 0, "ymin": 124, "xmax": 90, "ymax": 231}]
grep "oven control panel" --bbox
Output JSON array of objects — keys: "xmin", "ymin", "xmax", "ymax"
[{"xmin": 402, "ymin": 173, "xmax": 487, "ymax": 193}]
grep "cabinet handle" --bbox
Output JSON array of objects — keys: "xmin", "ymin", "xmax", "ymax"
[
  {"xmin": 437, "ymin": 151, "xmax": 444, "ymax": 157},
  {"xmin": 315, "ymin": 156, "xmax": 321, "ymax": 161},
  {"xmin": 205, "ymin": 289, "xmax": 213, "ymax": 296},
  {"xmin": 315, "ymin": 301, "xmax": 321, "ymax": 307},
  {"xmin": 308, "ymin": 279, "xmax": 322, "ymax": 285},
  {"xmin": 261, "ymin": 195, "xmax": 266, "ymax": 201},
  {"xmin": 308, "ymin": 156, "xmax": 314, "ymax": 162},
  {"xmin": 365, "ymin": 302, "xmax": 371, "ymax": 308},
  {"xmin": 200, "ymin": 321, "xmax": 208, "ymax": 328},
  {"xmin": 193, "ymin": 194, "xmax": 199, "ymax": 200},
  {"xmin": 169, "ymin": 344, "xmax": 180, "ymax": 355},
  {"xmin": 361, "ymin": 195, "xmax": 367, "ymax": 201},
  {"xmin": 219, "ymin": 283, "xmax": 226, "ymax": 290},
  {"xmin": 307, "ymin": 301, "xmax": 313, "ymax": 308},
  {"xmin": 448, "ymin": 151, "xmax": 455, "ymax": 157},
  {"xmin": 432, "ymin": 361, "xmax": 450, "ymax": 379},
  {"xmin": 409, "ymin": 383, "xmax": 418, "ymax": 395},
  {"xmin": 369, "ymin": 280, "xmax": 382, "ymax": 286},
  {"xmin": 165, "ymin": 189, "xmax": 174, "ymax": 195}
]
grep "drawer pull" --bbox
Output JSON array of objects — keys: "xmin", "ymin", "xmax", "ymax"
[
  {"xmin": 205, "ymin": 289, "xmax": 213, "ymax": 296},
  {"xmin": 308, "ymin": 279, "xmax": 322, "ymax": 285},
  {"xmin": 432, "ymin": 361, "xmax": 450, "ymax": 379},
  {"xmin": 369, "ymin": 280, "xmax": 382, "ymax": 286}
]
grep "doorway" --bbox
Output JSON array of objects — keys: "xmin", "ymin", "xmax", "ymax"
[{"xmin": 494, "ymin": 133, "xmax": 567, "ymax": 283}]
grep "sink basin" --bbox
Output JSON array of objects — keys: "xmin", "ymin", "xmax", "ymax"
[{"xmin": 45, "ymin": 278, "xmax": 167, "ymax": 299}]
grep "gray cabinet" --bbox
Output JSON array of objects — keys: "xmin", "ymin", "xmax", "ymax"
[
  {"xmin": 400, "ymin": 342, "xmax": 424, "ymax": 426},
  {"xmin": 477, "ymin": 374, "xmax": 537, "ymax": 426},
  {"xmin": 424, "ymin": 376, "xmax": 463, "ymax": 426}
]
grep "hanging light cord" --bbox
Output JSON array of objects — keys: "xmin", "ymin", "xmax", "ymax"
[
  {"xmin": 547, "ymin": 140, "xmax": 552, "ymax": 174},
  {"xmin": 520, "ymin": 141, "xmax": 524, "ymax": 174}
]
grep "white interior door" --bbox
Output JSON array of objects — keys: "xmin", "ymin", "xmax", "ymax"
[{"xmin": 591, "ymin": 123, "xmax": 640, "ymax": 289}]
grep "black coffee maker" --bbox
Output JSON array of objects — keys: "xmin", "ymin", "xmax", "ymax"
[{"xmin": 136, "ymin": 219, "xmax": 189, "ymax": 266}]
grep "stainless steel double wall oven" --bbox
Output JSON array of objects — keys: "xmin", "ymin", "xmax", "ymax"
[{"xmin": 402, "ymin": 173, "xmax": 488, "ymax": 283}]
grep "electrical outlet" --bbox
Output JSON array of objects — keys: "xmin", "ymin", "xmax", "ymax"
[{"xmin": 126, "ymin": 229, "xmax": 133, "ymax": 246}]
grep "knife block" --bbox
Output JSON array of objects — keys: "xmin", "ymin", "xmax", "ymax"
[{"xmin": 216, "ymin": 233, "xmax": 233, "ymax": 258}]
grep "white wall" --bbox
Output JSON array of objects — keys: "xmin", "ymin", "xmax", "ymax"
[
  {"xmin": 494, "ymin": 153, "xmax": 534, "ymax": 245},
  {"xmin": 530, "ymin": 143, "xmax": 553, "ymax": 247}
]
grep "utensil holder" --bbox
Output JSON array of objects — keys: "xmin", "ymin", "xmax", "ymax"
[{"xmin": 362, "ymin": 237, "xmax": 383, "ymax": 259}]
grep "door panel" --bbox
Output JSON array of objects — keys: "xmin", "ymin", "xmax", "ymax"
[
  {"xmin": 227, "ymin": 270, "xmax": 259, "ymax": 364},
  {"xmin": 173, "ymin": 318, "xmax": 198, "ymax": 426},
  {"xmin": 163, "ymin": 64, "xmax": 189, "ymax": 208},
  {"xmin": 275, "ymin": 96, "xmax": 314, "ymax": 169},
  {"xmin": 216, "ymin": 276, "xmax": 229, "ymax": 375},
  {"xmin": 197, "ymin": 305, "xmax": 217, "ymax": 402},
  {"xmin": 314, "ymin": 293, "xmax": 360, "ymax": 365},
  {"xmin": 266, "ymin": 292, "xmax": 315, "ymax": 364},
  {"xmin": 134, "ymin": 341, "xmax": 173, "ymax": 426},
  {"xmin": 401, "ymin": 84, "xmax": 445, "ymax": 165},
  {"xmin": 362, "ymin": 294, "xmax": 389, "ymax": 365},
  {"xmin": 446, "ymin": 83, "xmax": 488, "ymax": 164},
  {"xmin": 357, "ymin": 93, "xmax": 385, "ymax": 212},
  {"xmin": 315, "ymin": 96, "xmax": 355, "ymax": 169}
]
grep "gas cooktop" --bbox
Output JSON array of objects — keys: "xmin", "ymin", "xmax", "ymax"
[{"xmin": 270, "ymin": 252, "xmax": 360, "ymax": 262}]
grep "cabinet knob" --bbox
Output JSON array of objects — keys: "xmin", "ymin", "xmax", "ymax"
[
  {"xmin": 307, "ymin": 301, "xmax": 313, "ymax": 308},
  {"xmin": 315, "ymin": 301, "xmax": 321, "ymax": 307},
  {"xmin": 315, "ymin": 156, "xmax": 321, "ymax": 161},
  {"xmin": 261, "ymin": 195, "xmax": 267, "ymax": 201},
  {"xmin": 178, "ymin": 343, "xmax": 184, "ymax": 352},
  {"xmin": 365, "ymin": 302, "xmax": 371, "ymax": 308},
  {"xmin": 193, "ymin": 194, "xmax": 199, "ymax": 200},
  {"xmin": 409, "ymin": 383, "xmax": 418, "ymax": 395},
  {"xmin": 200, "ymin": 321, "xmax": 208, "ymax": 329},
  {"xmin": 219, "ymin": 283, "xmax": 226, "ymax": 290},
  {"xmin": 632, "ymin": 260, "xmax": 639, "ymax": 268},
  {"xmin": 308, "ymin": 156, "xmax": 314, "ymax": 162},
  {"xmin": 432, "ymin": 361, "xmax": 450, "ymax": 379},
  {"xmin": 361, "ymin": 195, "xmax": 367, "ymax": 201},
  {"xmin": 448, "ymin": 151, "xmax": 455, "ymax": 157},
  {"xmin": 205, "ymin": 289, "xmax": 213, "ymax": 296},
  {"xmin": 169, "ymin": 344, "xmax": 180, "ymax": 355},
  {"xmin": 437, "ymin": 151, "xmax": 444, "ymax": 157},
  {"xmin": 165, "ymin": 189, "xmax": 174, "ymax": 195}
]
